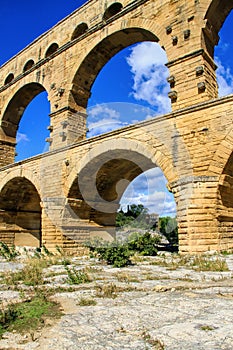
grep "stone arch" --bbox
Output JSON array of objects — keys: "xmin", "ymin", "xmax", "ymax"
[
  {"xmin": 45, "ymin": 43, "xmax": 59, "ymax": 58},
  {"xmin": 71, "ymin": 22, "xmax": 88, "ymax": 41},
  {"xmin": 4, "ymin": 73, "xmax": 14, "ymax": 85},
  {"xmin": 203, "ymin": 0, "xmax": 233, "ymax": 57},
  {"xmin": 67, "ymin": 137, "xmax": 177, "ymax": 191},
  {"xmin": 70, "ymin": 27, "xmax": 159, "ymax": 108},
  {"xmin": 216, "ymin": 150, "xmax": 233, "ymax": 250},
  {"xmin": 208, "ymin": 125, "xmax": 233, "ymax": 250},
  {"xmin": 208, "ymin": 126, "xmax": 233, "ymax": 177},
  {"xmin": 1, "ymin": 82, "xmax": 47, "ymax": 138},
  {"xmin": 103, "ymin": 2, "xmax": 123, "ymax": 21},
  {"xmin": 0, "ymin": 176, "xmax": 42, "ymax": 247},
  {"xmin": 0, "ymin": 167, "xmax": 42, "ymax": 198},
  {"xmin": 218, "ymin": 152, "xmax": 233, "ymax": 207},
  {"xmin": 66, "ymin": 137, "xmax": 177, "ymax": 227},
  {"xmin": 23, "ymin": 59, "xmax": 35, "ymax": 73}
]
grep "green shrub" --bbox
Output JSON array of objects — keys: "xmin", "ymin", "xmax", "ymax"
[
  {"xmin": 42, "ymin": 245, "xmax": 54, "ymax": 257},
  {"xmin": 65, "ymin": 267, "xmax": 91, "ymax": 285},
  {"xmin": 96, "ymin": 243, "xmax": 132, "ymax": 268},
  {"xmin": 86, "ymin": 232, "xmax": 160, "ymax": 267},
  {"xmin": 0, "ymin": 242, "xmax": 19, "ymax": 261},
  {"xmin": 127, "ymin": 232, "xmax": 160, "ymax": 256},
  {"xmin": 61, "ymin": 257, "xmax": 71, "ymax": 266},
  {"xmin": 0, "ymin": 296, "xmax": 61, "ymax": 338},
  {"xmin": 0, "ymin": 304, "xmax": 18, "ymax": 337}
]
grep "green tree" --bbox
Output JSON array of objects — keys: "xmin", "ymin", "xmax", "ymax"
[
  {"xmin": 116, "ymin": 204, "xmax": 151, "ymax": 229},
  {"xmin": 159, "ymin": 216, "xmax": 178, "ymax": 246},
  {"xmin": 116, "ymin": 211, "xmax": 133, "ymax": 227},
  {"xmin": 129, "ymin": 204, "xmax": 148, "ymax": 218}
]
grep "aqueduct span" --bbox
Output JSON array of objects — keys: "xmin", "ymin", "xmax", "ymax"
[{"xmin": 0, "ymin": 0, "xmax": 232, "ymax": 253}]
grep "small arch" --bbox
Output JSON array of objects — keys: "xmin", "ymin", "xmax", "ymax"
[
  {"xmin": 45, "ymin": 43, "xmax": 59, "ymax": 58},
  {"xmin": 23, "ymin": 59, "xmax": 35, "ymax": 72},
  {"xmin": 71, "ymin": 22, "xmax": 88, "ymax": 41},
  {"xmin": 4, "ymin": 73, "xmax": 14, "ymax": 85},
  {"xmin": 103, "ymin": 2, "xmax": 123, "ymax": 21}
]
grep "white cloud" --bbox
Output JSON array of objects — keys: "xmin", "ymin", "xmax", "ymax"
[
  {"xmin": 88, "ymin": 104, "xmax": 120, "ymax": 120},
  {"xmin": 87, "ymin": 104, "xmax": 128, "ymax": 137},
  {"xmin": 126, "ymin": 42, "xmax": 171, "ymax": 114},
  {"xmin": 16, "ymin": 132, "xmax": 30, "ymax": 143},
  {"xmin": 120, "ymin": 168, "xmax": 176, "ymax": 217},
  {"xmin": 87, "ymin": 102, "xmax": 158, "ymax": 137},
  {"xmin": 88, "ymin": 118, "xmax": 128, "ymax": 137},
  {"xmin": 216, "ymin": 57, "xmax": 233, "ymax": 96},
  {"xmin": 120, "ymin": 187, "xmax": 176, "ymax": 217}
]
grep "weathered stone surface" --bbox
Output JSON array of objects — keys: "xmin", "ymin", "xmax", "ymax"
[{"xmin": 0, "ymin": 254, "xmax": 233, "ymax": 349}]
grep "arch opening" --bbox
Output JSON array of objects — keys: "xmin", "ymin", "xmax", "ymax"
[
  {"xmin": 45, "ymin": 43, "xmax": 59, "ymax": 58},
  {"xmin": 71, "ymin": 28, "xmax": 162, "ymax": 109},
  {"xmin": 218, "ymin": 151, "xmax": 233, "ymax": 250},
  {"xmin": 71, "ymin": 22, "xmax": 88, "ymax": 41},
  {"xmin": 4, "ymin": 73, "xmax": 14, "ymax": 85},
  {"xmin": 68, "ymin": 151, "xmax": 151, "ymax": 227},
  {"xmin": 218, "ymin": 152, "xmax": 233, "ymax": 210},
  {"xmin": 0, "ymin": 177, "xmax": 42, "ymax": 248},
  {"xmin": 2, "ymin": 83, "xmax": 50, "ymax": 161},
  {"xmin": 204, "ymin": 0, "xmax": 233, "ymax": 57},
  {"xmin": 103, "ymin": 2, "xmax": 123, "ymax": 21},
  {"xmin": 117, "ymin": 168, "xmax": 177, "ymax": 246},
  {"xmin": 68, "ymin": 149, "xmax": 177, "ymax": 246},
  {"xmin": 214, "ymin": 9, "xmax": 233, "ymax": 97},
  {"xmin": 23, "ymin": 59, "xmax": 35, "ymax": 72},
  {"xmin": 84, "ymin": 29, "xmax": 170, "ymax": 137}
]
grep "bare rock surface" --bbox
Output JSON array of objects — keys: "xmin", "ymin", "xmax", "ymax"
[{"xmin": 0, "ymin": 254, "xmax": 232, "ymax": 349}]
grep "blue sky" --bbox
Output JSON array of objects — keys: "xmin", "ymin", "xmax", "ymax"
[{"xmin": 1, "ymin": 1, "xmax": 233, "ymax": 217}]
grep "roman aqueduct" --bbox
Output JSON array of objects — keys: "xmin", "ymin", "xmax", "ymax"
[{"xmin": 0, "ymin": 0, "xmax": 232, "ymax": 253}]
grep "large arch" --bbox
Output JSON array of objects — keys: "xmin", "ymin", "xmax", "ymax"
[
  {"xmin": 1, "ymin": 82, "xmax": 50, "ymax": 162},
  {"xmin": 68, "ymin": 149, "xmax": 158, "ymax": 226},
  {"xmin": 66, "ymin": 137, "xmax": 178, "ymax": 190},
  {"xmin": 217, "ymin": 151, "xmax": 233, "ymax": 250},
  {"xmin": 1, "ymin": 82, "xmax": 46, "ymax": 138},
  {"xmin": 70, "ymin": 27, "xmax": 160, "ymax": 108},
  {"xmin": 66, "ymin": 137, "xmax": 178, "ymax": 240},
  {"xmin": 209, "ymin": 122, "xmax": 233, "ymax": 251},
  {"xmin": 208, "ymin": 125, "xmax": 233, "ymax": 177},
  {"xmin": 0, "ymin": 176, "xmax": 42, "ymax": 247},
  {"xmin": 203, "ymin": 0, "xmax": 233, "ymax": 57}
]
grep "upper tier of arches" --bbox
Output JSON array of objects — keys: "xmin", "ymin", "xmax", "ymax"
[{"xmin": 0, "ymin": 0, "xmax": 232, "ymax": 91}]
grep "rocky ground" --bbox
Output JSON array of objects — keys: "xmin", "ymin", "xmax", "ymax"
[{"xmin": 0, "ymin": 252, "xmax": 232, "ymax": 350}]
